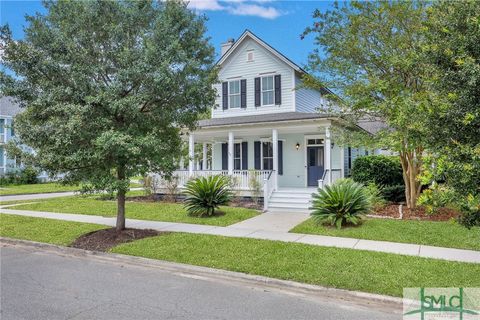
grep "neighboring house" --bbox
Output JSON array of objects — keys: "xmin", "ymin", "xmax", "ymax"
[
  {"xmin": 0, "ymin": 96, "xmax": 22, "ymax": 175},
  {"xmin": 157, "ymin": 30, "xmax": 380, "ymax": 213}
]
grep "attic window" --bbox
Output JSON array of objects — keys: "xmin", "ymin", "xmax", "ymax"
[{"xmin": 247, "ymin": 51, "xmax": 254, "ymax": 62}]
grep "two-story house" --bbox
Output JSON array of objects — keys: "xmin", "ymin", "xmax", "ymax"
[{"xmin": 158, "ymin": 30, "xmax": 377, "ymax": 213}]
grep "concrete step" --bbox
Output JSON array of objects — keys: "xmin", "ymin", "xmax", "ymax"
[
  {"xmin": 267, "ymin": 207, "xmax": 311, "ymax": 214},
  {"xmin": 268, "ymin": 202, "xmax": 311, "ymax": 210},
  {"xmin": 268, "ymin": 197, "xmax": 312, "ymax": 204},
  {"xmin": 270, "ymin": 193, "xmax": 314, "ymax": 200}
]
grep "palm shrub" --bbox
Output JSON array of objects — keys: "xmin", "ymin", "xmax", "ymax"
[
  {"xmin": 310, "ymin": 179, "xmax": 372, "ymax": 229},
  {"xmin": 184, "ymin": 175, "xmax": 232, "ymax": 217}
]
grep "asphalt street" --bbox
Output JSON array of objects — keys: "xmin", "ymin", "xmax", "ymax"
[{"xmin": 1, "ymin": 244, "xmax": 401, "ymax": 320}]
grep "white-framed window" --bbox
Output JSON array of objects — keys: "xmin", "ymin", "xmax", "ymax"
[
  {"xmin": 261, "ymin": 76, "xmax": 274, "ymax": 106},
  {"xmin": 234, "ymin": 143, "xmax": 242, "ymax": 170},
  {"xmin": 261, "ymin": 142, "xmax": 273, "ymax": 170},
  {"xmin": 229, "ymin": 80, "xmax": 241, "ymax": 108}
]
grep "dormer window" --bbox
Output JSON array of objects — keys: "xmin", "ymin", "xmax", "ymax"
[
  {"xmin": 247, "ymin": 51, "xmax": 254, "ymax": 62},
  {"xmin": 229, "ymin": 80, "xmax": 241, "ymax": 108}
]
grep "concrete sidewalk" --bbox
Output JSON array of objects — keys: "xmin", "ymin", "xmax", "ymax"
[{"xmin": 1, "ymin": 207, "xmax": 479, "ymax": 264}]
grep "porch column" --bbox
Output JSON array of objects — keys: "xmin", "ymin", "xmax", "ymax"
[
  {"xmin": 202, "ymin": 143, "xmax": 208, "ymax": 170},
  {"xmin": 340, "ymin": 146, "xmax": 345, "ymax": 178},
  {"xmin": 228, "ymin": 131, "xmax": 234, "ymax": 175},
  {"xmin": 272, "ymin": 129, "xmax": 278, "ymax": 190},
  {"xmin": 325, "ymin": 127, "xmax": 332, "ymax": 185},
  {"xmin": 188, "ymin": 133, "xmax": 194, "ymax": 177}
]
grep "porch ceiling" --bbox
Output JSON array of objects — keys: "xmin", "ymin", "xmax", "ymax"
[{"xmin": 189, "ymin": 118, "xmax": 332, "ymax": 143}]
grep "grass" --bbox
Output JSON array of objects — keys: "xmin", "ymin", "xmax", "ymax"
[
  {"xmin": 0, "ymin": 182, "xmax": 142, "ymax": 196},
  {"xmin": 0, "ymin": 214, "xmax": 105, "ymax": 246},
  {"xmin": 0, "ymin": 183, "xmax": 79, "ymax": 196},
  {"xmin": 290, "ymin": 217, "xmax": 480, "ymax": 251},
  {"xmin": 6, "ymin": 195, "xmax": 259, "ymax": 226},
  {"xmin": 112, "ymin": 232, "xmax": 480, "ymax": 297}
]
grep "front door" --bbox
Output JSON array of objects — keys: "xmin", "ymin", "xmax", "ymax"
[{"xmin": 307, "ymin": 146, "xmax": 324, "ymax": 186}]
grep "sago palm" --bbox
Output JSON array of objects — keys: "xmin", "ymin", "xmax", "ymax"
[
  {"xmin": 310, "ymin": 179, "xmax": 372, "ymax": 229},
  {"xmin": 184, "ymin": 175, "xmax": 233, "ymax": 217}
]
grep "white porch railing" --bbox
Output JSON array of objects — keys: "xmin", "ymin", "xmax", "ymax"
[
  {"xmin": 263, "ymin": 171, "xmax": 275, "ymax": 212},
  {"xmin": 153, "ymin": 170, "xmax": 273, "ymax": 191},
  {"xmin": 317, "ymin": 169, "xmax": 343, "ymax": 188}
]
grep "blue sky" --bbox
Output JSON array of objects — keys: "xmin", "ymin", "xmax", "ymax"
[{"xmin": 1, "ymin": 0, "xmax": 334, "ymax": 68}]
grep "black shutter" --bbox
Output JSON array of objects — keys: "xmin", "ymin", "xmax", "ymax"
[
  {"xmin": 274, "ymin": 75, "xmax": 281, "ymax": 105},
  {"xmin": 254, "ymin": 77, "xmax": 260, "ymax": 107},
  {"xmin": 278, "ymin": 141, "xmax": 283, "ymax": 175},
  {"xmin": 241, "ymin": 142, "xmax": 248, "ymax": 170},
  {"xmin": 222, "ymin": 82, "xmax": 228, "ymax": 110},
  {"xmin": 240, "ymin": 79, "xmax": 247, "ymax": 109},
  {"xmin": 221, "ymin": 143, "xmax": 228, "ymax": 170},
  {"xmin": 254, "ymin": 141, "xmax": 261, "ymax": 169}
]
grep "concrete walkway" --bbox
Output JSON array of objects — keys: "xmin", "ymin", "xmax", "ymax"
[{"xmin": 1, "ymin": 207, "xmax": 479, "ymax": 264}]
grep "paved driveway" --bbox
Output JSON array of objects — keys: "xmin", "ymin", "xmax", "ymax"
[{"xmin": 1, "ymin": 244, "xmax": 400, "ymax": 320}]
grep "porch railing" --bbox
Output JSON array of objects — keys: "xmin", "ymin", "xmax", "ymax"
[
  {"xmin": 317, "ymin": 169, "xmax": 342, "ymax": 188},
  {"xmin": 263, "ymin": 170, "xmax": 275, "ymax": 212},
  {"xmin": 153, "ymin": 170, "xmax": 273, "ymax": 191}
]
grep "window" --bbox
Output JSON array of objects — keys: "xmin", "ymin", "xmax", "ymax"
[
  {"xmin": 307, "ymin": 138, "xmax": 324, "ymax": 145},
  {"xmin": 261, "ymin": 142, "xmax": 273, "ymax": 170},
  {"xmin": 234, "ymin": 143, "xmax": 242, "ymax": 170},
  {"xmin": 229, "ymin": 80, "xmax": 241, "ymax": 108},
  {"xmin": 261, "ymin": 76, "xmax": 274, "ymax": 105}
]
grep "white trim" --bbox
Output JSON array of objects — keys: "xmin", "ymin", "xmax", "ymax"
[{"xmin": 260, "ymin": 75, "xmax": 274, "ymax": 106}]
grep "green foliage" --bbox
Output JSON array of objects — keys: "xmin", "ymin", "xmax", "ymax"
[
  {"xmin": 418, "ymin": 184, "xmax": 457, "ymax": 215},
  {"xmin": 183, "ymin": 175, "xmax": 233, "ymax": 217},
  {"xmin": 0, "ymin": 1, "xmax": 217, "ymax": 229},
  {"xmin": 422, "ymin": 0, "xmax": 480, "ymax": 197},
  {"xmin": 457, "ymin": 195, "xmax": 480, "ymax": 230},
  {"xmin": 310, "ymin": 179, "xmax": 372, "ymax": 229},
  {"xmin": 0, "ymin": 166, "xmax": 39, "ymax": 185},
  {"xmin": 363, "ymin": 183, "xmax": 386, "ymax": 210},
  {"xmin": 351, "ymin": 155, "xmax": 403, "ymax": 187},
  {"xmin": 248, "ymin": 170, "xmax": 262, "ymax": 204},
  {"xmin": 381, "ymin": 185, "xmax": 406, "ymax": 203}
]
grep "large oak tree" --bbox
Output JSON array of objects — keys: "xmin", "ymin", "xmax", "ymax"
[{"xmin": 0, "ymin": 0, "xmax": 217, "ymax": 230}]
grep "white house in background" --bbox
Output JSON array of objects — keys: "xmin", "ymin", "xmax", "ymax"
[
  {"xmin": 157, "ymin": 30, "xmax": 380, "ymax": 213},
  {"xmin": 0, "ymin": 97, "xmax": 22, "ymax": 175}
]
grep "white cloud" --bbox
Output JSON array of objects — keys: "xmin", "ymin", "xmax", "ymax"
[
  {"xmin": 187, "ymin": 0, "xmax": 225, "ymax": 11},
  {"xmin": 227, "ymin": 3, "xmax": 282, "ymax": 19},
  {"xmin": 186, "ymin": 0, "xmax": 284, "ymax": 19}
]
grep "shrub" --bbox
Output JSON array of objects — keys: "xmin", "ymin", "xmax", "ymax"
[
  {"xmin": 0, "ymin": 166, "xmax": 39, "ymax": 185},
  {"xmin": 351, "ymin": 155, "xmax": 403, "ymax": 187},
  {"xmin": 382, "ymin": 184, "xmax": 406, "ymax": 203},
  {"xmin": 310, "ymin": 179, "xmax": 372, "ymax": 229},
  {"xmin": 418, "ymin": 184, "xmax": 456, "ymax": 214},
  {"xmin": 457, "ymin": 195, "xmax": 480, "ymax": 229},
  {"xmin": 183, "ymin": 175, "xmax": 232, "ymax": 217},
  {"xmin": 363, "ymin": 183, "xmax": 386, "ymax": 210}
]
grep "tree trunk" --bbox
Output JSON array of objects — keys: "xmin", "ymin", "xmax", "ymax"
[
  {"xmin": 399, "ymin": 147, "xmax": 423, "ymax": 209},
  {"xmin": 116, "ymin": 166, "xmax": 126, "ymax": 231}
]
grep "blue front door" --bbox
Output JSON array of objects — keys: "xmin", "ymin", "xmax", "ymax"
[{"xmin": 307, "ymin": 146, "xmax": 324, "ymax": 186}]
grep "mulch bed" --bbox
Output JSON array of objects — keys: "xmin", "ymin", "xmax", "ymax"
[
  {"xmin": 70, "ymin": 228, "xmax": 162, "ymax": 252},
  {"xmin": 373, "ymin": 204, "xmax": 460, "ymax": 221}
]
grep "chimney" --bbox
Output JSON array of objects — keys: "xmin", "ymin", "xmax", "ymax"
[{"xmin": 221, "ymin": 38, "xmax": 235, "ymax": 56}]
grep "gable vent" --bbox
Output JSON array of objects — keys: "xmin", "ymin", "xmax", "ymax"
[{"xmin": 247, "ymin": 51, "xmax": 254, "ymax": 62}]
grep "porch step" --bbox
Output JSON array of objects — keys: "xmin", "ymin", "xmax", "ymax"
[{"xmin": 267, "ymin": 188, "xmax": 316, "ymax": 214}]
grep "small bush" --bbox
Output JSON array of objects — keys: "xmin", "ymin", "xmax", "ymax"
[
  {"xmin": 310, "ymin": 179, "xmax": 372, "ymax": 229},
  {"xmin": 382, "ymin": 184, "xmax": 406, "ymax": 203},
  {"xmin": 0, "ymin": 166, "xmax": 39, "ymax": 185},
  {"xmin": 363, "ymin": 183, "xmax": 386, "ymax": 210},
  {"xmin": 351, "ymin": 155, "xmax": 403, "ymax": 187},
  {"xmin": 418, "ymin": 184, "xmax": 457, "ymax": 215},
  {"xmin": 457, "ymin": 195, "xmax": 480, "ymax": 229},
  {"xmin": 184, "ymin": 175, "xmax": 232, "ymax": 217}
]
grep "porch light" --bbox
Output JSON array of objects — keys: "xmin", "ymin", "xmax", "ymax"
[{"xmin": 295, "ymin": 143, "xmax": 300, "ymax": 150}]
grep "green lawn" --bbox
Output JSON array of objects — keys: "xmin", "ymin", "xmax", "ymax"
[
  {"xmin": 7, "ymin": 195, "xmax": 259, "ymax": 226},
  {"xmin": 0, "ymin": 183, "xmax": 79, "ymax": 196},
  {"xmin": 112, "ymin": 232, "xmax": 480, "ymax": 297},
  {"xmin": 0, "ymin": 182, "xmax": 142, "ymax": 196},
  {"xmin": 290, "ymin": 218, "xmax": 480, "ymax": 251},
  {"xmin": 0, "ymin": 214, "xmax": 105, "ymax": 245}
]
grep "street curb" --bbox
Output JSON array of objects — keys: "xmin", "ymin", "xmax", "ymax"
[{"xmin": 1, "ymin": 237, "xmax": 403, "ymax": 311}]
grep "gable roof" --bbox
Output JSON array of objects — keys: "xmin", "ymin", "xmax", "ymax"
[{"xmin": 217, "ymin": 30, "xmax": 307, "ymax": 74}]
